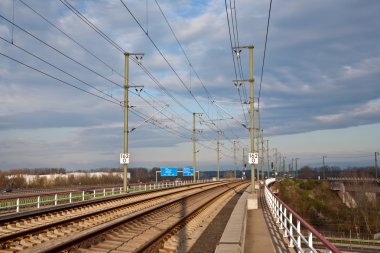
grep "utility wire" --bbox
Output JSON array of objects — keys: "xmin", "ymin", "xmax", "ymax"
[
  {"xmin": 120, "ymin": 0, "xmax": 237, "ymax": 144},
  {"xmin": 0, "ymin": 36, "xmax": 121, "ymax": 104},
  {"xmin": 232, "ymin": 0, "xmax": 249, "ymax": 107},
  {"xmin": 19, "ymin": 0, "xmax": 124, "ymax": 81},
  {"xmin": 60, "ymin": 0, "xmax": 124, "ymax": 54},
  {"xmin": 154, "ymin": 0, "xmax": 212, "ymax": 100},
  {"xmin": 119, "ymin": 0, "xmax": 211, "ymax": 121},
  {"xmin": 1, "ymin": 9, "xmax": 193, "ymax": 141},
  {"xmin": 154, "ymin": 0, "xmax": 245, "ymax": 145},
  {"xmin": 130, "ymin": 90, "xmax": 193, "ymax": 134},
  {"xmin": 2, "ymin": 2, "xmax": 216, "ymax": 145},
  {"xmin": 59, "ymin": 0, "xmax": 196, "ymax": 118},
  {"xmin": 143, "ymin": 90, "xmax": 191, "ymax": 125},
  {"xmin": 224, "ymin": 0, "xmax": 238, "ymax": 81},
  {"xmin": 130, "ymin": 108, "xmax": 190, "ymax": 140},
  {"xmin": 59, "ymin": 1, "xmax": 237, "ymax": 146},
  {"xmin": 258, "ymin": 0, "xmax": 273, "ymax": 106},
  {"xmin": 0, "ymin": 51, "xmax": 121, "ymax": 106},
  {"xmin": 224, "ymin": 0, "xmax": 249, "ymax": 127},
  {"xmin": 0, "ymin": 14, "xmax": 123, "ymax": 89}
]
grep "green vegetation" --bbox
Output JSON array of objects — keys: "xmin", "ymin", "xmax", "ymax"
[{"xmin": 276, "ymin": 179, "xmax": 380, "ymax": 238}]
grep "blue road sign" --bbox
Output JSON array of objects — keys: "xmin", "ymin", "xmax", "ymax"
[
  {"xmin": 161, "ymin": 167, "xmax": 178, "ymax": 176},
  {"xmin": 183, "ymin": 167, "xmax": 194, "ymax": 176}
]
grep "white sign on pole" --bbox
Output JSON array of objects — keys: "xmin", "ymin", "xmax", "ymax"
[
  {"xmin": 120, "ymin": 153, "xmax": 130, "ymax": 164},
  {"xmin": 248, "ymin": 153, "xmax": 259, "ymax": 164}
]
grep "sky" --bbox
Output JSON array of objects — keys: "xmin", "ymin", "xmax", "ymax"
[{"xmin": 0, "ymin": 0, "xmax": 379, "ymax": 171}]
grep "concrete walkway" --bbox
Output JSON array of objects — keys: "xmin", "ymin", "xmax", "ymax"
[{"xmin": 244, "ymin": 187, "xmax": 295, "ymax": 253}]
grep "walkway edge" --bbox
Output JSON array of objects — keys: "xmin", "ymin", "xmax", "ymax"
[{"xmin": 214, "ymin": 188, "xmax": 249, "ymax": 253}]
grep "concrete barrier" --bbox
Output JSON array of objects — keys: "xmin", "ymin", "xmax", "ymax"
[{"xmin": 215, "ymin": 190, "xmax": 249, "ymax": 253}]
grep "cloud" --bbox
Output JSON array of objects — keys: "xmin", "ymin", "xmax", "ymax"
[{"xmin": 0, "ymin": 0, "xmax": 379, "ymax": 169}]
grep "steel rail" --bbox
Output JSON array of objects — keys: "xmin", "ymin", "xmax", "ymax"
[
  {"xmin": 0, "ymin": 181, "xmax": 210, "ymax": 213},
  {"xmin": 0, "ymin": 181, "xmax": 220, "ymax": 223},
  {"xmin": 136, "ymin": 182, "xmax": 248, "ymax": 252},
  {"xmin": 0, "ymin": 182, "xmax": 222, "ymax": 246},
  {"xmin": 39, "ymin": 181, "xmax": 248, "ymax": 252}
]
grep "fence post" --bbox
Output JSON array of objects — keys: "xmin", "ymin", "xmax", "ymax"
[
  {"xmin": 276, "ymin": 199, "xmax": 280, "ymax": 223},
  {"xmin": 288, "ymin": 213, "xmax": 294, "ymax": 247},
  {"xmin": 16, "ymin": 198, "xmax": 20, "ymax": 213},
  {"xmin": 37, "ymin": 196, "xmax": 40, "ymax": 208},
  {"xmin": 103, "ymin": 188, "xmax": 106, "ymax": 197},
  {"xmin": 297, "ymin": 220, "xmax": 301, "ymax": 249},
  {"xmin": 82, "ymin": 191, "xmax": 85, "ymax": 201},
  {"xmin": 69, "ymin": 192, "xmax": 72, "ymax": 204},
  {"xmin": 308, "ymin": 230, "xmax": 313, "ymax": 250},
  {"xmin": 283, "ymin": 208, "xmax": 288, "ymax": 237},
  {"xmin": 54, "ymin": 194, "xmax": 58, "ymax": 206}
]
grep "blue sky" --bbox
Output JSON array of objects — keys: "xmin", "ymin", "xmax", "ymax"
[{"xmin": 0, "ymin": 0, "xmax": 379, "ymax": 171}]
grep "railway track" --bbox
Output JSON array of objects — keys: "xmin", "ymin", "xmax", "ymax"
[{"xmin": 0, "ymin": 180, "xmax": 248, "ymax": 252}]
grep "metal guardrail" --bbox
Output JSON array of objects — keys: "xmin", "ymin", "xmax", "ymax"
[
  {"xmin": 264, "ymin": 178, "xmax": 341, "ymax": 253},
  {"xmin": 0, "ymin": 180, "xmax": 207, "ymax": 214}
]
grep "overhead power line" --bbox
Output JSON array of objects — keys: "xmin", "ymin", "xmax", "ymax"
[
  {"xmin": 120, "ymin": 0, "xmax": 239, "ymax": 144},
  {"xmin": 224, "ymin": 0, "xmax": 249, "ymax": 127},
  {"xmin": 0, "ymin": 14, "xmax": 123, "ymax": 89},
  {"xmin": 59, "ymin": 0, "xmax": 197, "ymax": 118},
  {"xmin": 60, "ymin": 0, "xmax": 125, "ymax": 54},
  {"xmin": 0, "ymin": 51, "xmax": 122, "ymax": 106},
  {"xmin": 154, "ymin": 0, "xmax": 213, "ymax": 100},
  {"xmin": 57, "ymin": 0, "xmax": 240, "ymax": 147},
  {"xmin": 258, "ymin": 0, "xmax": 273, "ymax": 106},
  {"xmin": 0, "ymin": 35, "xmax": 121, "ymax": 104},
  {"xmin": 19, "ymin": 0, "xmax": 124, "ymax": 81},
  {"xmin": 119, "ymin": 0, "xmax": 210, "ymax": 118}
]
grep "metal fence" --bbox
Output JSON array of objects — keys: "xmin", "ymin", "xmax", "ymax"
[
  {"xmin": 264, "ymin": 178, "xmax": 341, "ymax": 253},
  {"xmin": 0, "ymin": 180, "xmax": 204, "ymax": 214}
]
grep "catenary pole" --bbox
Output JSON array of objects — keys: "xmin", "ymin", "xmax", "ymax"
[
  {"xmin": 261, "ymin": 129, "xmax": 264, "ymax": 180},
  {"xmin": 123, "ymin": 52, "xmax": 143, "ymax": 192},
  {"xmin": 234, "ymin": 141, "xmax": 237, "ymax": 178},
  {"xmin": 266, "ymin": 140, "xmax": 269, "ymax": 178},
  {"xmin": 123, "ymin": 53, "xmax": 129, "ymax": 192}
]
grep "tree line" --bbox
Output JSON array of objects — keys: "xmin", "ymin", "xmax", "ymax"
[
  {"xmin": 0, "ymin": 167, "xmax": 210, "ymax": 189},
  {"xmin": 297, "ymin": 166, "xmax": 378, "ymax": 179}
]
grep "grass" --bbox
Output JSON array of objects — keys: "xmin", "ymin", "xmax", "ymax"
[{"xmin": 276, "ymin": 179, "xmax": 355, "ymax": 233}]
